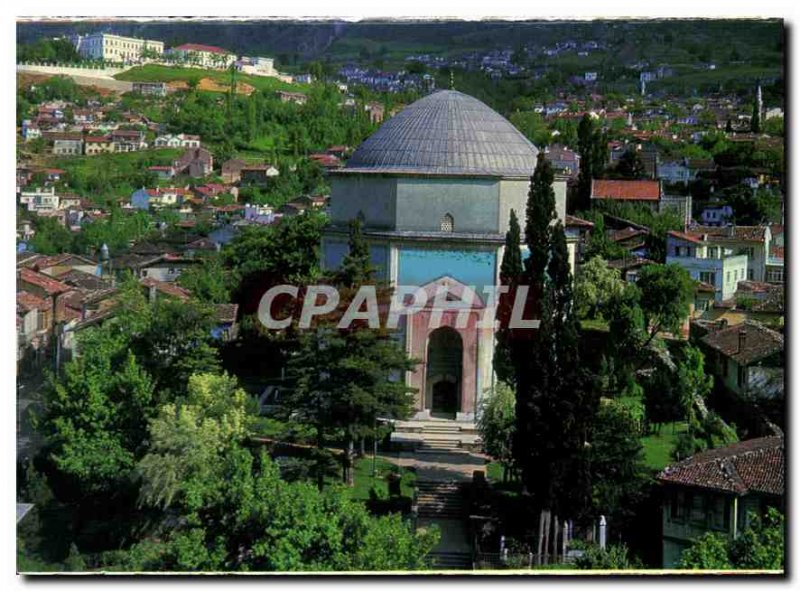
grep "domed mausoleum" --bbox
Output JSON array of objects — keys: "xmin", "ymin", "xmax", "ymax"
[{"xmin": 322, "ymin": 90, "xmax": 568, "ymax": 432}]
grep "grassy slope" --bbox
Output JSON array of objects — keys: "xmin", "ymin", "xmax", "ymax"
[
  {"xmin": 115, "ymin": 64, "xmax": 303, "ymax": 94},
  {"xmin": 640, "ymin": 421, "xmax": 688, "ymax": 472}
]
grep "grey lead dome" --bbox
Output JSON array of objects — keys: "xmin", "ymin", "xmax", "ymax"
[{"xmin": 343, "ymin": 90, "xmax": 539, "ymax": 178}]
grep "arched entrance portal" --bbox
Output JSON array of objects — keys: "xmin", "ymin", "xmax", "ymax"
[{"xmin": 425, "ymin": 327, "xmax": 463, "ymax": 419}]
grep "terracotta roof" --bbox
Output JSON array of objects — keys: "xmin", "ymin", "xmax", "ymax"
[
  {"xmin": 668, "ymin": 230, "xmax": 704, "ymax": 245},
  {"xmin": 689, "ymin": 225, "xmax": 768, "ymax": 242},
  {"xmin": 140, "ymin": 277, "xmax": 191, "ymax": 301},
  {"xmin": 173, "ymin": 43, "xmax": 232, "ymax": 55},
  {"xmin": 18, "ymin": 268, "xmax": 71, "ymax": 296},
  {"xmin": 695, "ymin": 281, "xmax": 716, "ymax": 293},
  {"xmin": 657, "ymin": 436, "xmax": 784, "ymax": 496},
  {"xmin": 611, "ymin": 227, "xmax": 648, "ymax": 242},
  {"xmin": 701, "ymin": 320, "xmax": 783, "ymax": 366},
  {"xmin": 591, "ymin": 179, "xmax": 660, "ymax": 201},
  {"xmin": 564, "ymin": 214, "xmax": 594, "ymax": 228},
  {"xmin": 17, "ymin": 291, "xmax": 50, "ymax": 313}
]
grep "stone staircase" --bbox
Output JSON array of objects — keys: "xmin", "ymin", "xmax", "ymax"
[
  {"xmin": 417, "ymin": 480, "xmax": 465, "ymax": 519},
  {"xmin": 391, "ymin": 419, "xmax": 481, "ymax": 453}
]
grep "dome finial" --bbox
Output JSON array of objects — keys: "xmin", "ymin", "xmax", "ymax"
[{"xmin": 449, "ymin": 70, "xmax": 455, "ymax": 90}]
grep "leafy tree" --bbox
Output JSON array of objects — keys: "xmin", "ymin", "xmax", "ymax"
[
  {"xmin": 574, "ymin": 542, "xmax": 640, "ymax": 570},
  {"xmin": 494, "ymin": 209, "xmax": 523, "ymax": 385},
  {"xmin": 225, "ymin": 211, "xmax": 326, "ymax": 301},
  {"xmin": 128, "ymin": 297, "xmax": 222, "ymax": 398},
  {"xmin": 28, "ymin": 215, "xmax": 74, "ymax": 254},
  {"xmin": 680, "ymin": 508, "xmax": 784, "ymax": 570},
  {"xmin": 604, "ymin": 284, "xmax": 647, "ymax": 390},
  {"xmin": 636, "ymin": 264, "xmax": 694, "ymax": 343},
  {"xmin": 614, "ymin": 149, "xmax": 647, "ymax": 179},
  {"xmin": 574, "ymin": 256, "xmax": 625, "ymax": 319},
  {"xmin": 679, "ymin": 532, "xmax": 733, "ymax": 569},
  {"xmin": 17, "ymin": 38, "xmax": 82, "ymax": 63},
  {"xmin": 137, "ymin": 373, "xmax": 253, "ymax": 509},
  {"xmin": 723, "ymin": 186, "xmax": 782, "ymax": 225},
  {"xmin": 177, "ymin": 256, "xmax": 231, "ymax": 304},
  {"xmin": 130, "ymin": 377, "xmax": 438, "ymax": 572},
  {"xmin": 477, "ymin": 382, "xmax": 516, "ymax": 482},
  {"xmin": 589, "ymin": 398, "xmax": 647, "ymax": 527}
]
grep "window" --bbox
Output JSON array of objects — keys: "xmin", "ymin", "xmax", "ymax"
[
  {"xmin": 440, "ymin": 213, "xmax": 454, "ymax": 233},
  {"xmin": 709, "ymin": 496, "xmax": 730, "ymax": 531},
  {"xmin": 748, "ymin": 269, "xmax": 754, "ymax": 281},
  {"xmin": 670, "ymin": 491, "xmax": 686, "ymax": 523},
  {"xmin": 690, "ymin": 494, "xmax": 706, "ymax": 525},
  {"xmin": 726, "ymin": 271, "xmax": 731, "ymax": 284},
  {"xmin": 674, "ymin": 246, "xmax": 680, "ymax": 257},
  {"xmin": 738, "ymin": 365, "xmax": 747, "ymax": 388}
]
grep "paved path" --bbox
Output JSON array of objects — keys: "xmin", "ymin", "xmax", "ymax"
[
  {"xmin": 387, "ymin": 448, "xmax": 487, "ymax": 568},
  {"xmin": 393, "ymin": 449, "xmax": 488, "ymax": 482}
]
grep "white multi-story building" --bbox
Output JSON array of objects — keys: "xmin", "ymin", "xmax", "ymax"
[
  {"xmin": 238, "ymin": 56, "xmax": 275, "ymax": 77},
  {"xmin": 667, "ymin": 230, "xmax": 749, "ymax": 304},
  {"xmin": 19, "ymin": 187, "xmax": 60, "ymax": 213},
  {"xmin": 70, "ymin": 33, "xmax": 164, "ymax": 62}
]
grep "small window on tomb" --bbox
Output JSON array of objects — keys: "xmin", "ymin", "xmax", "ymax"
[{"xmin": 440, "ymin": 213, "xmax": 454, "ymax": 233}]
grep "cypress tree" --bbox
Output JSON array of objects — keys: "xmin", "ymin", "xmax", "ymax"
[
  {"xmin": 512, "ymin": 154, "xmax": 597, "ymax": 526},
  {"xmin": 494, "ymin": 209, "xmax": 523, "ymax": 386},
  {"xmin": 751, "ymin": 100, "xmax": 761, "ymax": 133},
  {"xmin": 525, "ymin": 153, "xmax": 556, "ymax": 284}
]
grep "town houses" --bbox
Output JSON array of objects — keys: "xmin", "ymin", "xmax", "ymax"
[{"xmin": 15, "ymin": 19, "xmax": 785, "ymax": 574}]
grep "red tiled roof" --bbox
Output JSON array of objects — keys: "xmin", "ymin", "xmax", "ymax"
[
  {"xmin": 140, "ymin": 277, "xmax": 191, "ymax": 301},
  {"xmin": 173, "ymin": 43, "xmax": 232, "ymax": 55},
  {"xmin": 18, "ymin": 268, "xmax": 71, "ymax": 296},
  {"xmin": 695, "ymin": 281, "xmax": 716, "ymax": 293},
  {"xmin": 611, "ymin": 227, "xmax": 647, "ymax": 242},
  {"xmin": 668, "ymin": 230, "xmax": 704, "ymax": 245},
  {"xmin": 701, "ymin": 320, "xmax": 783, "ymax": 366},
  {"xmin": 658, "ymin": 436, "xmax": 784, "ymax": 496},
  {"xmin": 591, "ymin": 179, "xmax": 660, "ymax": 201},
  {"xmin": 564, "ymin": 214, "xmax": 594, "ymax": 228},
  {"xmin": 17, "ymin": 291, "xmax": 50, "ymax": 313},
  {"xmin": 148, "ymin": 166, "xmax": 173, "ymax": 171},
  {"xmin": 85, "ymin": 135, "xmax": 111, "ymax": 143},
  {"xmin": 689, "ymin": 225, "xmax": 768, "ymax": 242}
]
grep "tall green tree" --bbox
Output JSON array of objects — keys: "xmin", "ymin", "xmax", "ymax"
[
  {"xmin": 513, "ymin": 154, "xmax": 597, "ymax": 523},
  {"xmin": 284, "ymin": 219, "xmax": 417, "ymax": 486},
  {"xmin": 494, "ymin": 209, "xmax": 523, "ymax": 385},
  {"xmin": 574, "ymin": 114, "xmax": 606, "ymax": 211}
]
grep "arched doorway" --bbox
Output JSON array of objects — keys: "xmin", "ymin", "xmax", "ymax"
[{"xmin": 425, "ymin": 327, "xmax": 463, "ymax": 419}]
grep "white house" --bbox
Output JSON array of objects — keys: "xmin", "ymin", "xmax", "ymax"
[{"xmin": 154, "ymin": 133, "xmax": 201, "ymax": 148}]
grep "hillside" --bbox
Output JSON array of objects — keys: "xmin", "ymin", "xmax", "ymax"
[{"xmin": 114, "ymin": 65, "xmax": 303, "ymax": 94}]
